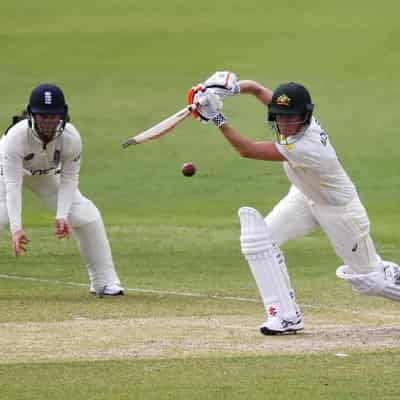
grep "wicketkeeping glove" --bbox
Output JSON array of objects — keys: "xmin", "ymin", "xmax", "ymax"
[{"xmin": 204, "ymin": 71, "xmax": 240, "ymax": 98}]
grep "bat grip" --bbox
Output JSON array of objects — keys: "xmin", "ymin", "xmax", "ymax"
[{"xmin": 188, "ymin": 96, "xmax": 207, "ymax": 113}]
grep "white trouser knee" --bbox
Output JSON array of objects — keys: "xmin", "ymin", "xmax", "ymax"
[
  {"xmin": 239, "ymin": 206, "xmax": 300, "ymax": 321},
  {"xmin": 68, "ymin": 197, "xmax": 101, "ymax": 228}
]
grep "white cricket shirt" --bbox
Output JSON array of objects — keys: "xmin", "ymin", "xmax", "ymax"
[{"xmin": 275, "ymin": 117, "xmax": 356, "ymax": 206}]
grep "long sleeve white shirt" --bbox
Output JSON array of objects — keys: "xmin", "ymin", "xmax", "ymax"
[{"xmin": 0, "ymin": 120, "xmax": 82, "ymax": 234}]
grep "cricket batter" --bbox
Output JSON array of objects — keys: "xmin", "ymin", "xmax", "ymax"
[
  {"xmin": 0, "ymin": 83, "xmax": 124, "ymax": 296},
  {"xmin": 189, "ymin": 72, "xmax": 400, "ymax": 335}
]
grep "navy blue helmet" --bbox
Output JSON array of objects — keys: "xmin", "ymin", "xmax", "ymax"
[
  {"xmin": 28, "ymin": 83, "xmax": 68, "ymax": 117},
  {"xmin": 27, "ymin": 84, "xmax": 70, "ymax": 142}
]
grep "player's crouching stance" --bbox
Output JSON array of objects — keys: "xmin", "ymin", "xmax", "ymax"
[
  {"xmin": 189, "ymin": 72, "xmax": 400, "ymax": 335},
  {"xmin": 0, "ymin": 84, "xmax": 124, "ymax": 297}
]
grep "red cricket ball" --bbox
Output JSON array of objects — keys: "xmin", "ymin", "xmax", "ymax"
[{"xmin": 181, "ymin": 162, "xmax": 196, "ymax": 177}]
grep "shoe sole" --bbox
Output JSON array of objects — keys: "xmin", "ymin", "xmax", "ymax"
[
  {"xmin": 260, "ymin": 326, "xmax": 304, "ymax": 336},
  {"xmin": 90, "ymin": 291, "xmax": 124, "ymax": 296}
]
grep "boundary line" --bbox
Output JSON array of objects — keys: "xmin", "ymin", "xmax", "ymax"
[
  {"xmin": 0, "ymin": 273, "xmax": 259, "ymax": 303},
  {"xmin": 0, "ymin": 273, "xmax": 371, "ymax": 314}
]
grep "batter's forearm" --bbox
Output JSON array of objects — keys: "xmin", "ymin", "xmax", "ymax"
[
  {"xmin": 218, "ymin": 124, "xmax": 286, "ymax": 162},
  {"xmin": 219, "ymin": 124, "xmax": 256, "ymax": 158},
  {"xmin": 239, "ymin": 80, "xmax": 273, "ymax": 105}
]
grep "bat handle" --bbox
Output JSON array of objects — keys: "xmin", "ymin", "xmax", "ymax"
[
  {"xmin": 122, "ymin": 138, "xmax": 137, "ymax": 148},
  {"xmin": 187, "ymin": 95, "xmax": 207, "ymax": 114}
]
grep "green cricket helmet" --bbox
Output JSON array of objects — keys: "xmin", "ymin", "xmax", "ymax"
[{"xmin": 268, "ymin": 82, "xmax": 314, "ymax": 122}]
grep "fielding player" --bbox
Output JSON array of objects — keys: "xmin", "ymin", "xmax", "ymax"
[
  {"xmin": 190, "ymin": 72, "xmax": 400, "ymax": 335},
  {"xmin": 0, "ymin": 83, "xmax": 124, "ymax": 296}
]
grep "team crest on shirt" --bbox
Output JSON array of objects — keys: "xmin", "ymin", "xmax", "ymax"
[{"xmin": 276, "ymin": 94, "xmax": 290, "ymax": 106}]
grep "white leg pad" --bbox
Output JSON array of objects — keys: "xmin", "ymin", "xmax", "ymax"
[
  {"xmin": 73, "ymin": 218, "xmax": 121, "ymax": 294},
  {"xmin": 336, "ymin": 262, "xmax": 400, "ymax": 302},
  {"xmin": 239, "ymin": 206, "xmax": 299, "ymax": 321}
]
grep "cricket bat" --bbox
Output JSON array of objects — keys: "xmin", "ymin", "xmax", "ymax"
[{"xmin": 122, "ymin": 102, "xmax": 200, "ymax": 148}]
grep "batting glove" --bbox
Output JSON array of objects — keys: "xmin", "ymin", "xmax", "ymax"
[
  {"xmin": 187, "ymin": 86, "xmax": 223, "ymax": 122},
  {"xmin": 204, "ymin": 71, "xmax": 240, "ymax": 98}
]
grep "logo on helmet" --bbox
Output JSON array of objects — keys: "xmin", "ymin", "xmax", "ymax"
[
  {"xmin": 276, "ymin": 94, "xmax": 290, "ymax": 106},
  {"xmin": 44, "ymin": 91, "xmax": 53, "ymax": 105}
]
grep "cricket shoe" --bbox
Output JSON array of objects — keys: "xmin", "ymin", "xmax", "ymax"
[
  {"xmin": 383, "ymin": 262, "xmax": 400, "ymax": 285},
  {"xmin": 260, "ymin": 314, "xmax": 304, "ymax": 336},
  {"xmin": 90, "ymin": 283, "xmax": 124, "ymax": 296}
]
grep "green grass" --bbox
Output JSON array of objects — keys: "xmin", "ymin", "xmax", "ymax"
[
  {"xmin": 1, "ymin": 0, "xmax": 400, "ymax": 399},
  {"xmin": 2, "ymin": 353, "xmax": 400, "ymax": 400}
]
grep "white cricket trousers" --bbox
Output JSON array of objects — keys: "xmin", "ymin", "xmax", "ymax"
[
  {"xmin": 0, "ymin": 173, "xmax": 121, "ymax": 291},
  {"xmin": 265, "ymin": 185, "xmax": 383, "ymax": 274}
]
